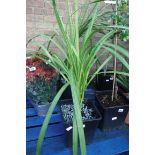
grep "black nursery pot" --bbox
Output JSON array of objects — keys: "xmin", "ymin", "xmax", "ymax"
[
  {"xmin": 60, "ymin": 99, "xmax": 102, "ymax": 147},
  {"xmin": 95, "ymin": 73, "xmax": 113, "ymax": 92},
  {"xmin": 95, "ymin": 91, "xmax": 129, "ymax": 130}
]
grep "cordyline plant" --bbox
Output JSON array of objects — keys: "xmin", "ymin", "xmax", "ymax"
[{"xmin": 26, "ymin": 0, "xmax": 129, "ymax": 155}]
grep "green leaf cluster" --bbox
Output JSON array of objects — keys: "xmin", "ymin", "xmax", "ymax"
[{"xmin": 26, "ymin": 76, "xmax": 58, "ymax": 105}]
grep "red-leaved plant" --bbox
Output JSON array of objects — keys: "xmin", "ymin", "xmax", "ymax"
[
  {"xmin": 26, "ymin": 58, "xmax": 57, "ymax": 81},
  {"xmin": 26, "ymin": 57, "xmax": 58, "ymax": 105}
]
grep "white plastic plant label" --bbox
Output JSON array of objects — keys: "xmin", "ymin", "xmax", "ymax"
[
  {"xmin": 104, "ymin": 1, "xmax": 116, "ymax": 4},
  {"xmin": 29, "ymin": 66, "xmax": 36, "ymax": 72},
  {"xmin": 112, "ymin": 117, "xmax": 117, "ymax": 121},
  {"xmin": 110, "ymin": 77, "xmax": 113, "ymax": 80},
  {"xmin": 118, "ymin": 109, "xmax": 124, "ymax": 113},
  {"xmin": 66, "ymin": 126, "xmax": 72, "ymax": 131},
  {"xmin": 66, "ymin": 125, "xmax": 85, "ymax": 131}
]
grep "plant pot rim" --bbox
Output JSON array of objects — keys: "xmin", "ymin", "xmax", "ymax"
[
  {"xmin": 96, "ymin": 91, "xmax": 129, "ymax": 109},
  {"xmin": 32, "ymin": 101, "xmax": 51, "ymax": 107}
]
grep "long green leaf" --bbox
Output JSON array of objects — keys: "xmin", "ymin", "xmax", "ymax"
[
  {"xmin": 36, "ymin": 83, "xmax": 69, "ymax": 155},
  {"xmin": 104, "ymin": 42, "xmax": 129, "ymax": 57},
  {"xmin": 103, "ymin": 46, "xmax": 129, "ymax": 69}
]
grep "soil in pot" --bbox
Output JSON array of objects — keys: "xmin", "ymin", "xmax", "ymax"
[
  {"xmin": 96, "ymin": 93, "xmax": 127, "ymax": 107},
  {"xmin": 96, "ymin": 92, "xmax": 129, "ymax": 130},
  {"xmin": 60, "ymin": 99, "xmax": 102, "ymax": 147}
]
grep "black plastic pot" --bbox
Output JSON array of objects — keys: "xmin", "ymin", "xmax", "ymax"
[
  {"xmin": 95, "ymin": 91, "xmax": 129, "ymax": 130},
  {"xmin": 60, "ymin": 99, "xmax": 102, "ymax": 147},
  {"xmin": 95, "ymin": 73, "xmax": 113, "ymax": 92}
]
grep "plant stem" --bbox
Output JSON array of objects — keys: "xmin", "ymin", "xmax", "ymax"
[{"xmin": 112, "ymin": 0, "xmax": 118, "ymax": 101}]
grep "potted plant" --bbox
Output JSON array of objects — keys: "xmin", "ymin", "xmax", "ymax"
[
  {"xmin": 60, "ymin": 99, "xmax": 101, "ymax": 147},
  {"xmin": 93, "ymin": 0, "xmax": 129, "ymax": 130},
  {"xmin": 26, "ymin": 57, "xmax": 58, "ymax": 116},
  {"xmin": 95, "ymin": 69, "xmax": 129, "ymax": 130},
  {"xmin": 79, "ymin": 0, "xmax": 129, "ymax": 94},
  {"xmin": 26, "ymin": 0, "xmax": 129, "ymax": 155},
  {"xmin": 95, "ymin": 91, "xmax": 129, "ymax": 130}
]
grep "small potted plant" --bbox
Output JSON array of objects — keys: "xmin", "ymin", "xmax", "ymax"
[
  {"xmin": 95, "ymin": 68, "xmax": 129, "ymax": 130},
  {"xmin": 26, "ymin": 57, "xmax": 58, "ymax": 116},
  {"xmin": 95, "ymin": 66, "xmax": 129, "ymax": 130},
  {"xmin": 95, "ymin": 90, "xmax": 129, "ymax": 130},
  {"xmin": 60, "ymin": 99, "xmax": 101, "ymax": 147},
  {"xmin": 95, "ymin": 0, "xmax": 129, "ymax": 130}
]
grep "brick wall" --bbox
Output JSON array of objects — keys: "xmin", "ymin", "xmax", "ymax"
[
  {"xmin": 27, "ymin": 0, "xmax": 55, "ymax": 42},
  {"xmin": 26, "ymin": 0, "xmax": 85, "ymax": 42},
  {"xmin": 26, "ymin": 0, "xmax": 126, "ymax": 70}
]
